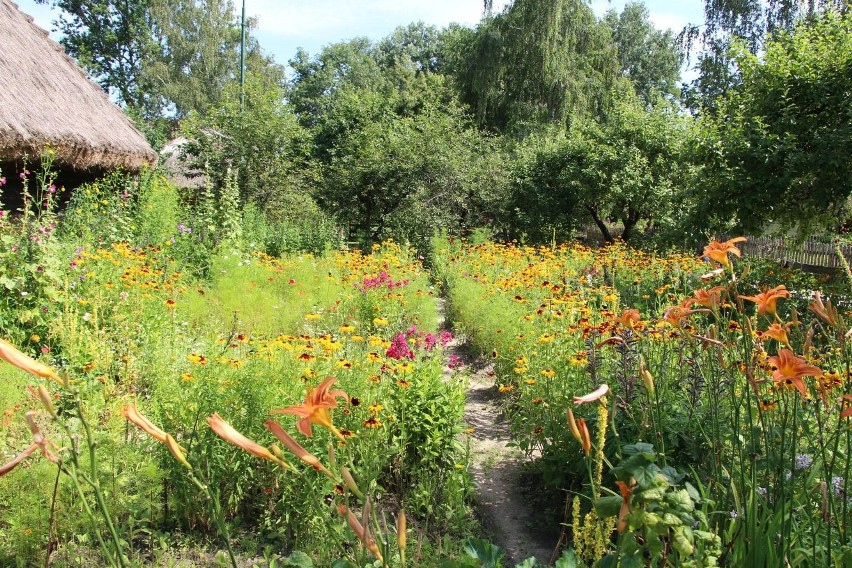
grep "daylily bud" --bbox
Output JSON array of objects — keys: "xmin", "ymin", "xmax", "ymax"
[
  {"xmin": 38, "ymin": 385, "xmax": 57, "ymax": 417},
  {"xmin": 165, "ymin": 434, "xmax": 192, "ymax": 470},
  {"xmin": 341, "ymin": 467, "xmax": 364, "ymax": 499},
  {"xmin": 397, "ymin": 510, "xmax": 407, "ymax": 566},
  {"xmin": 639, "ymin": 357, "xmax": 654, "ymax": 394},
  {"xmin": 0, "ymin": 339, "xmax": 62, "ymax": 384},
  {"xmin": 577, "ymin": 419, "xmax": 592, "ymax": 456},
  {"xmin": 567, "ymin": 408, "xmax": 582, "ymax": 443}
]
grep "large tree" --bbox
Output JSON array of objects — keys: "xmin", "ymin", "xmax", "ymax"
[
  {"xmin": 603, "ymin": 2, "xmax": 682, "ymax": 102},
  {"xmin": 688, "ymin": 9, "xmax": 852, "ymax": 238},
  {"xmin": 681, "ymin": 0, "xmax": 848, "ymax": 110},
  {"xmin": 43, "ymin": 0, "xmax": 282, "ymax": 121},
  {"xmin": 507, "ymin": 90, "xmax": 688, "ymax": 243},
  {"xmin": 452, "ymin": 0, "xmax": 618, "ymax": 132}
]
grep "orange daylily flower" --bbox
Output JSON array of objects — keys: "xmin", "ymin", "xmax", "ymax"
[
  {"xmin": 617, "ymin": 309, "xmax": 641, "ymax": 328},
  {"xmin": 767, "ymin": 349, "xmax": 822, "ymax": 398},
  {"xmin": 0, "ymin": 338, "xmax": 62, "ymax": 384},
  {"xmin": 207, "ymin": 413, "xmax": 288, "ymax": 468},
  {"xmin": 270, "ymin": 376, "xmax": 348, "ymax": 441},
  {"xmin": 840, "ymin": 395, "xmax": 852, "ymax": 419},
  {"xmin": 573, "ymin": 384, "xmax": 609, "ymax": 404},
  {"xmin": 265, "ymin": 419, "xmax": 333, "ymax": 478},
  {"xmin": 661, "ymin": 306, "xmax": 708, "ymax": 328},
  {"xmin": 703, "ymin": 237, "xmax": 746, "ymax": 267},
  {"xmin": 741, "ymin": 285, "xmax": 789, "ymax": 315},
  {"xmin": 683, "ymin": 286, "xmax": 726, "ymax": 309},
  {"xmin": 761, "ymin": 322, "xmax": 793, "ymax": 346},
  {"xmin": 615, "ymin": 480, "xmax": 634, "ymax": 533}
]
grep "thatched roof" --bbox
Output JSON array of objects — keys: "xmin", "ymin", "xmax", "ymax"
[{"xmin": 0, "ymin": 0, "xmax": 157, "ymax": 171}]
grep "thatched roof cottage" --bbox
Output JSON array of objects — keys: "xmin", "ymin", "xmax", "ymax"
[{"xmin": 0, "ymin": 0, "xmax": 157, "ymax": 176}]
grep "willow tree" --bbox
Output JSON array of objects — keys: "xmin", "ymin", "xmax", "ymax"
[{"xmin": 458, "ymin": 0, "xmax": 617, "ymax": 132}]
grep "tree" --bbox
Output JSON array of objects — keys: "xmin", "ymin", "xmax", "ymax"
[
  {"xmin": 44, "ymin": 0, "xmax": 282, "ymax": 122},
  {"xmin": 145, "ymin": 0, "xmax": 278, "ymax": 118},
  {"xmin": 452, "ymin": 0, "xmax": 618, "ymax": 132},
  {"xmin": 320, "ymin": 98, "xmax": 507, "ymax": 250},
  {"xmin": 688, "ymin": 10, "xmax": 852, "ymax": 237},
  {"xmin": 46, "ymin": 0, "xmax": 154, "ymax": 109},
  {"xmin": 603, "ymin": 2, "xmax": 682, "ymax": 102},
  {"xmin": 681, "ymin": 0, "xmax": 848, "ymax": 110},
  {"xmin": 507, "ymin": 91, "xmax": 688, "ymax": 243}
]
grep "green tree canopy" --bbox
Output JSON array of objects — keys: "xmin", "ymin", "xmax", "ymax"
[
  {"xmin": 603, "ymin": 2, "xmax": 682, "ymax": 102},
  {"xmin": 507, "ymin": 91, "xmax": 688, "ymax": 243},
  {"xmin": 688, "ymin": 9, "xmax": 852, "ymax": 238},
  {"xmin": 451, "ymin": 0, "xmax": 618, "ymax": 132}
]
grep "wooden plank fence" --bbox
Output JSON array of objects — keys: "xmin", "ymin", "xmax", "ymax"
[{"xmin": 723, "ymin": 235, "xmax": 852, "ymax": 271}]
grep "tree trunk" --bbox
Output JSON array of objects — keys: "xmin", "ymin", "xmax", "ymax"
[{"xmin": 588, "ymin": 206, "xmax": 613, "ymax": 243}]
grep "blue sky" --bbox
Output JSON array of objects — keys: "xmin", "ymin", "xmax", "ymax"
[{"xmin": 15, "ymin": 0, "xmax": 704, "ymax": 77}]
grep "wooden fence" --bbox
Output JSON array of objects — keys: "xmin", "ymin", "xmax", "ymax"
[{"xmin": 724, "ymin": 235, "xmax": 852, "ymax": 271}]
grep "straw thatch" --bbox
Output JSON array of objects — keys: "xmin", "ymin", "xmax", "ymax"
[{"xmin": 0, "ymin": 0, "xmax": 157, "ymax": 171}]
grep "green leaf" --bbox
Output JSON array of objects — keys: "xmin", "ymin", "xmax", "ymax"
[
  {"xmin": 330, "ymin": 560, "xmax": 358, "ymax": 568},
  {"xmin": 283, "ymin": 551, "xmax": 314, "ymax": 567},
  {"xmin": 666, "ymin": 489, "xmax": 694, "ymax": 512},
  {"xmin": 595, "ymin": 496, "xmax": 623, "ymax": 519},
  {"xmin": 671, "ymin": 527, "xmax": 695, "ymax": 557},
  {"xmin": 553, "ymin": 549, "xmax": 578, "ymax": 568},
  {"xmin": 464, "ymin": 537, "xmax": 506, "ymax": 567},
  {"xmin": 514, "ymin": 557, "xmax": 539, "ymax": 567}
]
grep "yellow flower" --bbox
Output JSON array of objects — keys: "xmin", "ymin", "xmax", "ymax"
[{"xmin": 373, "ymin": 317, "xmax": 389, "ymax": 327}]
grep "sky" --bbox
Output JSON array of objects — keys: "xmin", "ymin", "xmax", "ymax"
[{"xmin": 15, "ymin": 0, "xmax": 705, "ymax": 78}]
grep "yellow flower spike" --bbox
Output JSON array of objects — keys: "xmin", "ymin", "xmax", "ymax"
[
  {"xmin": 38, "ymin": 385, "xmax": 57, "ymax": 417},
  {"xmin": 0, "ymin": 339, "xmax": 62, "ymax": 385}
]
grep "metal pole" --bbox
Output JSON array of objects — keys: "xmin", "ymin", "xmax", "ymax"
[{"xmin": 239, "ymin": 0, "xmax": 246, "ymax": 110}]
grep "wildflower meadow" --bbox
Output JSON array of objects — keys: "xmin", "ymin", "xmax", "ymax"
[{"xmin": 1, "ymin": 160, "xmax": 850, "ymax": 568}]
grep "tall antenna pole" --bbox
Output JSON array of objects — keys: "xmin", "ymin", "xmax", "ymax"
[{"xmin": 239, "ymin": 0, "xmax": 246, "ymax": 110}]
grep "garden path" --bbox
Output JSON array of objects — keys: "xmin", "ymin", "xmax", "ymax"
[{"xmin": 437, "ymin": 298, "xmax": 558, "ymax": 566}]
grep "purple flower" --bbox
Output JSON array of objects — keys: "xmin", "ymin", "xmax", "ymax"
[{"xmin": 0, "ymin": 176, "xmax": 6, "ymax": 186}]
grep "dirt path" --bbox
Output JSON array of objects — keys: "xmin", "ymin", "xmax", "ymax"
[{"xmin": 438, "ymin": 298, "xmax": 557, "ymax": 566}]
